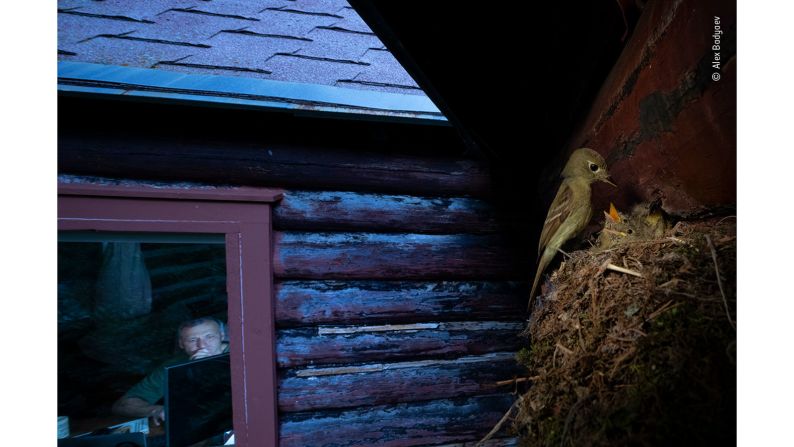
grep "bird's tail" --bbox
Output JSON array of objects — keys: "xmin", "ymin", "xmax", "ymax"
[{"xmin": 528, "ymin": 251, "xmax": 551, "ymax": 311}]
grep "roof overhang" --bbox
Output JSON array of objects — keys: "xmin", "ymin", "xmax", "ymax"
[{"xmin": 58, "ymin": 61, "xmax": 448, "ymax": 126}]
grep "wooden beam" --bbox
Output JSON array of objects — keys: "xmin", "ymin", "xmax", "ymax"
[
  {"xmin": 278, "ymin": 352, "xmax": 523, "ymax": 412},
  {"xmin": 279, "ymin": 394, "xmax": 516, "ymax": 447},
  {"xmin": 274, "ymin": 190, "xmax": 504, "ymax": 234},
  {"xmin": 58, "ymin": 136, "xmax": 492, "ymax": 197},
  {"xmin": 273, "ymin": 232, "xmax": 529, "ymax": 280},
  {"xmin": 275, "ymin": 280, "xmax": 527, "ymax": 327},
  {"xmin": 276, "ymin": 321, "xmax": 524, "ymax": 368}
]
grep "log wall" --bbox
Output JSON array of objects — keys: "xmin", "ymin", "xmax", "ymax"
[
  {"xmin": 270, "ymin": 185, "xmax": 528, "ymax": 446},
  {"xmin": 59, "ymin": 135, "xmax": 530, "ymax": 446}
]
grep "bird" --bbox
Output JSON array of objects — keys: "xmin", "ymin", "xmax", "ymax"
[
  {"xmin": 529, "ymin": 148, "xmax": 615, "ymax": 306},
  {"xmin": 596, "ymin": 201, "xmax": 670, "ymax": 250},
  {"xmin": 596, "ymin": 203, "xmax": 632, "ymax": 250}
]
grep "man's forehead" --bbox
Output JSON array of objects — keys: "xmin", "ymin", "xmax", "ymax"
[{"xmin": 181, "ymin": 321, "xmax": 220, "ymax": 335}]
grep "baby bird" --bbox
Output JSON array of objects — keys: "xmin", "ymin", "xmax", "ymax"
[
  {"xmin": 596, "ymin": 203, "xmax": 632, "ymax": 250},
  {"xmin": 596, "ymin": 201, "xmax": 670, "ymax": 249},
  {"xmin": 530, "ymin": 148, "xmax": 615, "ymax": 306},
  {"xmin": 627, "ymin": 201, "xmax": 669, "ymax": 240}
]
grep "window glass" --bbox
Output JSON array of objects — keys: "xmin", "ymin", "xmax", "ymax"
[{"xmin": 58, "ymin": 233, "xmax": 230, "ymax": 441}]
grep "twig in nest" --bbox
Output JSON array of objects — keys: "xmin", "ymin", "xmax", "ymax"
[
  {"xmin": 618, "ymin": 236, "xmax": 686, "ymax": 247},
  {"xmin": 557, "ymin": 248, "xmax": 573, "ymax": 259},
  {"xmin": 607, "ymin": 334, "xmax": 639, "ymax": 342},
  {"xmin": 645, "ymin": 299, "xmax": 676, "ymax": 322},
  {"xmin": 559, "ymin": 393, "xmax": 591, "ymax": 447},
  {"xmin": 657, "ymin": 278, "xmax": 682, "ymax": 288},
  {"xmin": 495, "ymin": 376, "xmax": 540, "ymax": 387},
  {"xmin": 552, "ymin": 341, "xmax": 574, "ymax": 369},
  {"xmin": 630, "ymin": 327, "xmax": 647, "ymax": 337},
  {"xmin": 627, "ymin": 256, "xmax": 643, "ymax": 270},
  {"xmin": 475, "ymin": 394, "xmax": 524, "ymax": 446},
  {"xmin": 726, "ymin": 340, "xmax": 737, "ymax": 366},
  {"xmin": 608, "ymin": 346, "xmax": 637, "ymax": 380},
  {"xmin": 717, "ymin": 215, "xmax": 737, "ymax": 225},
  {"xmin": 705, "ymin": 234, "xmax": 736, "ymax": 330},
  {"xmin": 605, "ymin": 263, "xmax": 644, "ymax": 278},
  {"xmin": 555, "ymin": 341, "xmax": 574, "ymax": 356}
]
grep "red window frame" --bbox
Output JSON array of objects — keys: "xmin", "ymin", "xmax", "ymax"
[{"xmin": 58, "ymin": 183, "xmax": 282, "ymax": 447}]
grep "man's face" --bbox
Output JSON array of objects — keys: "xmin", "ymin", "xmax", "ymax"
[{"xmin": 178, "ymin": 321, "xmax": 224, "ymax": 359}]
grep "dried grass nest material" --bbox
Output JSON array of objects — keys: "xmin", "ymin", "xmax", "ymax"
[{"xmin": 511, "ymin": 217, "xmax": 736, "ymax": 447}]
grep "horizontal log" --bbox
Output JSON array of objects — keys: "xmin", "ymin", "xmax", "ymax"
[
  {"xmin": 433, "ymin": 438, "xmax": 518, "ymax": 447},
  {"xmin": 273, "ymin": 232, "xmax": 529, "ymax": 280},
  {"xmin": 275, "ymin": 280, "xmax": 527, "ymax": 327},
  {"xmin": 279, "ymin": 393, "xmax": 516, "ymax": 447},
  {"xmin": 276, "ymin": 321, "xmax": 524, "ymax": 368},
  {"xmin": 278, "ymin": 352, "xmax": 523, "ymax": 412},
  {"xmin": 274, "ymin": 190, "xmax": 503, "ymax": 234},
  {"xmin": 58, "ymin": 136, "xmax": 492, "ymax": 197}
]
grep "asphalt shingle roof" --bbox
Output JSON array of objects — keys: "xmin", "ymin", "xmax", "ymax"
[{"xmin": 57, "ymin": 0, "xmax": 425, "ymax": 96}]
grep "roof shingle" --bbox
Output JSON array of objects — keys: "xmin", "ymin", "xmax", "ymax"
[{"xmin": 58, "ymin": 0, "xmax": 428, "ymax": 100}]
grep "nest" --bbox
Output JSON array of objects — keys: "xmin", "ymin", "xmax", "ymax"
[{"xmin": 509, "ymin": 216, "xmax": 736, "ymax": 447}]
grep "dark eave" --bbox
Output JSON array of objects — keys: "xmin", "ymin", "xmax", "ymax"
[{"xmin": 347, "ymin": 1, "xmax": 636, "ymax": 167}]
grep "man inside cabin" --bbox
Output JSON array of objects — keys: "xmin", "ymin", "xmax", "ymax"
[{"xmin": 111, "ymin": 316, "xmax": 229, "ymax": 425}]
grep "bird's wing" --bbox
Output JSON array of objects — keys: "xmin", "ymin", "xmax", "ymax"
[{"xmin": 537, "ymin": 181, "xmax": 573, "ymax": 259}]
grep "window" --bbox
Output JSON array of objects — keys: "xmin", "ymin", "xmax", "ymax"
[{"xmin": 58, "ymin": 183, "xmax": 281, "ymax": 446}]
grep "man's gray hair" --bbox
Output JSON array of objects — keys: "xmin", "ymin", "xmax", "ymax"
[{"xmin": 177, "ymin": 316, "xmax": 226, "ymax": 338}]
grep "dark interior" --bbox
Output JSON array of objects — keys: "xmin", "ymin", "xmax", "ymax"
[
  {"xmin": 58, "ymin": 240, "xmax": 227, "ymax": 419},
  {"xmin": 348, "ymin": 0, "xmax": 639, "ymax": 184}
]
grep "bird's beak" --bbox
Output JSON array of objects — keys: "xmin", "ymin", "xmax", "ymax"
[{"xmin": 601, "ymin": 177, "xmax": 617, "ymax": 187}]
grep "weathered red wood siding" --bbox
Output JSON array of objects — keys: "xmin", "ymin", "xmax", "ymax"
[{"xmin": 561, "ymin": 0, "xmax": 736, "ymax": 216}]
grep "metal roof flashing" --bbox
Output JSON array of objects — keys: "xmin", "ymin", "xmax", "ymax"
[{"xmin": 58, "ymin": 61, "xmax": 448, "ymax": 125}]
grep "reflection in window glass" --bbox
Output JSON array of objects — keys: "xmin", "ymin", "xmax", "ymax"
[{"xmin": 58, "ymin": 236, "xmax": 228, "ymax": 440}]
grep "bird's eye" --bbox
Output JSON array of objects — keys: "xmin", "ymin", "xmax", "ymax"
[
  {"xmin": 627, "ymin": 229, "xmax": 633, "ymax": 235},
  {"xmin": 589, "ymin": 163, "xmax": 599, "ymax": 172}
]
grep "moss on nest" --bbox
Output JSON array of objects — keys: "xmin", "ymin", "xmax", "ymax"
[{"xmin": 512, "ymin": 217, "xmax": 736, "ymax": 446}]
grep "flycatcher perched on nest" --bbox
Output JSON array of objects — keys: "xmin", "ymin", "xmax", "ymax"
[{"xmin": 530, "ymin": 148, "xmax": 615, "ymax": 307}]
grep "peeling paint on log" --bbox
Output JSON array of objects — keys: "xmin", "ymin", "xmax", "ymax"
[
  {"xmin": 275, "ymin": 280, "xmax": 527, "ymax": 327},
  {"xmin": 293, "ymin": 352, "xmax": 515, "ymax": 378},
  {"xmin": 58, "ymin": 136, "xmax": 492, "ymax": 197},
  {"xmin": 273, "ymin": 232, "xmax": 528, "ymax": 280},
  {"xmin": 278, "ymin": 352, "xmax": 522, "ymax": 412},
  {"xmin": 274, "ymin": 190, "xmax": 503, "ymax": 234},
  {"xmin": 276, "ymin": 321, "xmax": 524, "ymax": 368},
  {"xmin": 317, "ymin": 323, "xmax": 442, "ymax": 335},
  {"xmin": 279, "ymin": 393, "xmax": 516, "ymax": 447}
]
